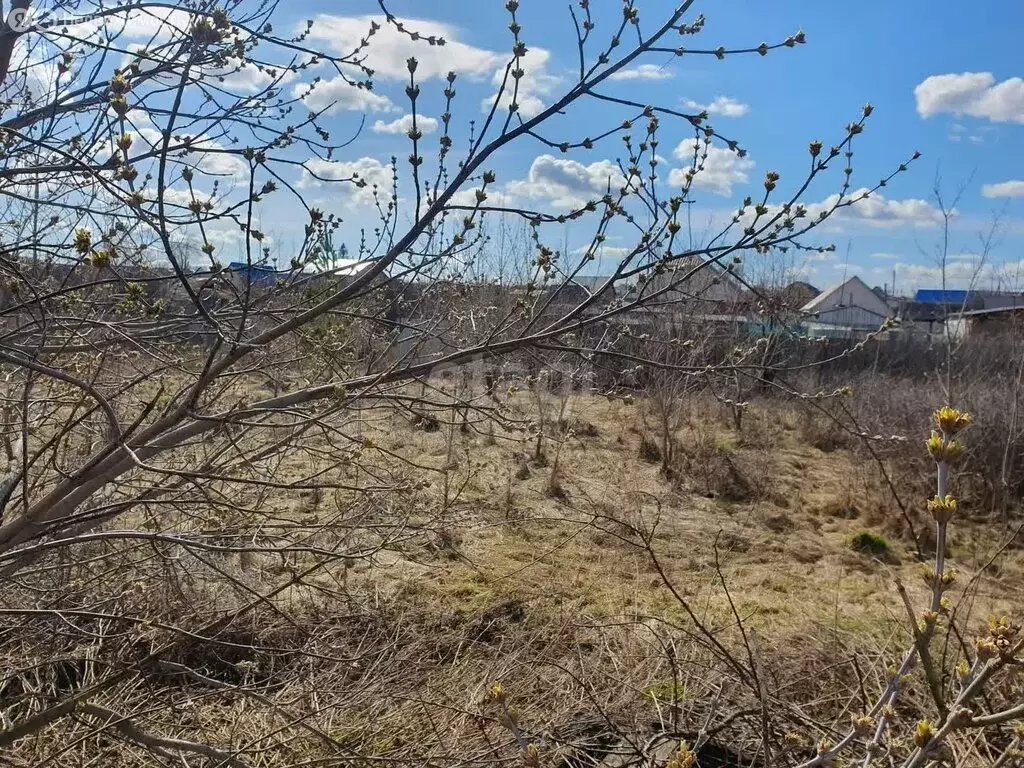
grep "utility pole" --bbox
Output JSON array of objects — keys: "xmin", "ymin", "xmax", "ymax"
[{"xmin": 683, "ymin": 198, "xmax": 696, "ymax": 251}]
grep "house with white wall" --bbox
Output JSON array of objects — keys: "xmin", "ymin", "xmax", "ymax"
[{"xmin": 800, "ymin": 275, "xmax": 893, "ymax": 338}]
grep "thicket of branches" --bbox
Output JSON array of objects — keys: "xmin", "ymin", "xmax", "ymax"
[{"xmin": 0, "ymin": 1, "xmax": 1019, "ymax": 766}]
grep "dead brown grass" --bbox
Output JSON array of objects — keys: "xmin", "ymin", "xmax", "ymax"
[{"xmin": 4, "ymin": 381, "xmax": 1023, "ymax": 766}]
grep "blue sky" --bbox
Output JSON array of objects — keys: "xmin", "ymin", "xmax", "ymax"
[{"xmin": 193, "ymin": 0, "xmax": 1024, "ymax": 293}]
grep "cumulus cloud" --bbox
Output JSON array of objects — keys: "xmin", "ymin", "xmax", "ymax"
[
  {"xmin": 871, "ymin": 260, "xmax": 1024, "ymax": 292},
  {"xmin": 609, "ymin": 64, "xmax": 672, "ymax": 81},
  {"xmin": 209, "ymin": 62, "xmax": 298, "ymax": 93},
  {"xmin": 372, "ymin": 114, "xmax": 439, "ymax": 135},
  {"xmin": 293, "ymin": 78, "xmax": 397, "ymax": 115},
  {"xmin": 160, "ymin": 187, "xmax": 213, "ymax": 209},
  {"xmin": 302, "ymin": 15, "xmax": 502, "ymax": 80},
  {"xmin": 299, "ymin": 157, "xmax": 394, "ymax": 205},
  {"xmin": 505, "ymin": 155, "xmax": 625, "ymax": 208},
  {"xmin": 290, "ymin": 16, "xmax": 561, "ymax": 118},
  {"xmin": 915, "ymin": 72, "xmax": 1024, "ymax": 123},
  {"xmin": 291, "ymin": 15, "xmax": 516, "ymax": 115},
  {"xmin": 826, "ymin": 189, "xmax": 947, "ymax": 229},
  {"xmin": 669, "ymin": 139, "xmax": 754, "ymax": 196},
  {"xmin": 448, "ymin": 187, "xmax": 515, "ymax": 208},
  {"xmin": 731, "ymin": 189, "xmax": 947, "ymax": 237},
  {"xmin": 982, "ymin": 180, "xmax": 1024, "ymax": 198},
  {"xmin": 683, "ymin": 96, "xmax": 750, "ymax": 118},
  {"xmin": 482, "ymin": 48, "xmax": 561, "ymax": 118},
  {"xmin": 121, "ymin": 6, "xmax": 199, "ymax": 40},
  {"xmin": 109, "ymin": 126, "xmax": 248, "ymax": 183},
  {"xmin": 187, "ymin": 140, "xmax": 249, "ymax": 181}
]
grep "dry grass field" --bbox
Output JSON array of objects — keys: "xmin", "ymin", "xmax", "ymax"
[{"xmin": 4, "ymin": 376, "xmax": 1023, "ymax": 767}]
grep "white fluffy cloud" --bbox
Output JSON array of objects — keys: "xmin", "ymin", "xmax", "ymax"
[
  {"xmin": 188, "ymin": 140, "xmax": 249, "ymax": 181},
  {"xmin": 121, "ymin": 7, "xmax": 198, "ymax": 40},
  {"xmin": 683, "ymin": 96, "xmax": 750, "ymax": 118},
  {"xmin": 482, "ymin": 48, "xmax": 561, "ymax": 118},
  {"xmin": 292, "ymin": 13, "xmax": 545, "ymax": 117},
  {"xmin": 733, "ymin": 189, "xmax": 946, "ymax": 237},
  {"xmin": 505, "ymin": 155, "xmax": 625, "ymax": 208},
  {"xmin": 208, "ymin": 62, "xmax": 298, "ymax": 93},
  {"xmin": 299, "ymin": 157, "xmax": 394, "ymax": 205},
  {"xmin": 827, "ymin": 189, "xmax": 947, "ymax": 229},
  {"xmin": 448, "ymin": 187, "xmax": 516, "ymax": 208},
  {"xmin": 294, "ymin": 78, "xmax": 397, "ymax": 115},
  {"xmin": 372, "ymin": 114, "xmax": 439, "ymax": 135},
  {"xmin": 669, "ymin": 139, "xmax": 754, "ymax": 196},
  {"xmin": 609, "ymin": 64, "xmax": 672, "ymax": 81},
  {"xmin": 870, "ymin": 260, "xmax": 1024, "ymax": 291},
  {"xmin": 915, "ymin": 72, "xmax": 1024, "ymax": 123},
  {"xmin": 982, "ymin": 180, "xmax": 1024, "ymax": 198},
  {"xmin": 160, "ymin": 187, "xmax": 212, "ymax": 209},
  {"xmin": 302, "ymin": 15, "xmax": 502, "ymax": 80}
]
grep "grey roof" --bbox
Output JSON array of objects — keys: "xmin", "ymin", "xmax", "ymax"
[
  {"xmin": 801, "ymin": 275, "xmax": 890, "ymax": 316},
  {"xmin": 979, "ymin": 294, "xmax": 1024, "ymax": 310},
  {"xmin": 951, "ymin": 304, "xmax": 1024, "ymax": 318}
]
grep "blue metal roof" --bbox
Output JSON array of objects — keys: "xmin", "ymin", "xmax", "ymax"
[{"xmin": 914, "ymin": 289, "xmax": 972, "ymax": 304}]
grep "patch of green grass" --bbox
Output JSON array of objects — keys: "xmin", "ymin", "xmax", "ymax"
[
  {"xmin": 849, "ymin": 530, "xmax": 890, "ymax": 558},
  {"xmin": 715, "ymin": 438, "xmax": 738, "ymax": 456},
  {"xmin": 643, "ymin": 679, "xmax": 687, "ymax": 706}
]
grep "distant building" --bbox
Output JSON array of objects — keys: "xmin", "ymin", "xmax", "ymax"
[
  {"xmin": 773, "ymin": 280, "xmax": 820, "ymax": 310},
  {"xmin": 895, "ymin": 300, "xmax": 956, "ymax": 337},
  {"xmin": 948, "ymin": 304, "xmax": 1024, "ymax": 340},
  {"xmin": 560, "ymin": 275, "xmax": 617, "ymax": 305},
  {"xmin": 624, "ymin": 255, "xmax": 747, "ymax": 312},
  {"xmin": 225, "ymin": 259, "xmax": 371, "ymax": 290},
  {"xmin": 914, "ymin": 289, "xmax": 978, "ymax": 307},
  {"xmin": 800, "ymin": 275, "xmax": 893, "ymax": 338},
  {"xmin": 898, "ymin": 289, "xmax": 1024, "ymax": 338}
]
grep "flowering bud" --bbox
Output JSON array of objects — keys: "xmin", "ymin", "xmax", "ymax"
[
  {"xmin": 935, "ymin": 406, "xmax": 971, "ymax": 434},
  {"xmin": 665, "ymin": 743, "xmax": 696, "ymax": 768},
  {"xmin": 974, "ymin": 636, "xmax": 1000, "ymax": 661},
  {"xmin": 927, "ymin": 494, "xmax": 958, "ymax": 524},
  {"xmin": 74, "ymin": 228, "xmax": 92, "ymax": 254},
  {"xmin": 914, "ymin": 719, "xmax": 935, "ymax": 747},
  {"xmin": 850, "ymin": 714, "xmax": 875, "ymax": 737}
]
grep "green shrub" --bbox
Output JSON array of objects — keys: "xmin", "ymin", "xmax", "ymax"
[{"xmin": 849, "ymin": 530, "xmax": 890, "ymax": 557}]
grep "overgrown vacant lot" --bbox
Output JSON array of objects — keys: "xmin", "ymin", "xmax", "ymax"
[
  {"xmin": 7, "ymin": 380, "xmax": 1020, "ymax": 766},
  {"xmin": 4, "ymin": 1, "xmax": 1024, "ymax": 765},
  {"xmin": 362, "ymin": 391, "xmax": 1022, "ymax": 632}
]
